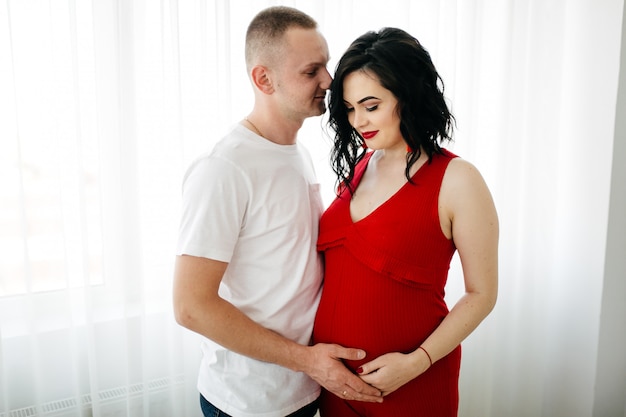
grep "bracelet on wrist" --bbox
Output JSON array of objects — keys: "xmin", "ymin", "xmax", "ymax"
[{"xmin": 418, "ymin": 346, "xmax": 433, "ymax": 367}]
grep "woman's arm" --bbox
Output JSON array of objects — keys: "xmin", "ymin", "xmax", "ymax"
[{"xmin": 357, "ymin": 158, "xmax": 499, "ymax": 395}]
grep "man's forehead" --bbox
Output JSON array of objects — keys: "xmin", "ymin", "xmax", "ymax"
[{"xmin": 283, "ymin": 28, "xmax": 330, "ymax": 64}]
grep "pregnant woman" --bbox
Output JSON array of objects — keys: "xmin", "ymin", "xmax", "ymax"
[{"xmin": 312, "ymin": 27, "xmax": 499, "ymax": 417}]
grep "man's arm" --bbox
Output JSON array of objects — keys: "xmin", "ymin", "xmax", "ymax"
[{"xmin": 173, "ymin": 254, "xmax": 382, "ymax": 402}]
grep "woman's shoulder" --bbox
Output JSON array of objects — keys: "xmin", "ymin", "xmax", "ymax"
[
  {"xmin": 442, "ymin": 155, "xmax": 486, "ymax": 190},
  {"xmin": 441, "ymin": 154, "xmax": 495, "ymax": 216}
]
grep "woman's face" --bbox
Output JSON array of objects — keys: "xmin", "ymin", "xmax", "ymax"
[{"xmin": 342, "ymin": 70, "xmax": 405, "ymax": 152}]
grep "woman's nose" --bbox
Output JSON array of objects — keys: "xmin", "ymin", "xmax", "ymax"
[{"xmin": 352, "ymin": 109, "xmax": 366, "ymax": 128}]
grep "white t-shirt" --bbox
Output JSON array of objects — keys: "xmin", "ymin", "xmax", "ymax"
[{"xmin": 176, "ymin": 124, "xmax": 324, "ymax": 417}]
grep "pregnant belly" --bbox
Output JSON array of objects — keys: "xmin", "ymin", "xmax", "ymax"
[{"xmin": 312, "ymin": 252, "xmax": 448, "ymax": 371}]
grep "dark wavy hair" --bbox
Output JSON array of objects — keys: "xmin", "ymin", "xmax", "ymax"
[{"xmin": 328, "ymin": 27, "xmax": 455, "ymax": 194}]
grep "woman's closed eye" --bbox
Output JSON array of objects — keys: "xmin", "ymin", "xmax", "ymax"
[{"xmin": 345, "ymin": 105, "xmax": 378, "ymax": 113}]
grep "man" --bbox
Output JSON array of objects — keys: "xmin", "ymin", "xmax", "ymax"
[{"xmin": 173, "ymin": 6, "xmax": 382, "ymax": 417}]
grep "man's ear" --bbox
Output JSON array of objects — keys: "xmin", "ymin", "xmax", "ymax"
[{"xmin": 250, "ymin": 65, "xmax": 274, "ymax": 94}]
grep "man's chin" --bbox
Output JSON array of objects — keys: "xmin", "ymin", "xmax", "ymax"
[
  {"xmin": 315, "ymin": 103, "xmax": 327, "ymax": 115},
  {"xmin": 303, "ymin": 102, "xmax": 326, "ymax": 119}
]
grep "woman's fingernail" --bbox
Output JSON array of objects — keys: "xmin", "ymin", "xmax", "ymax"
[{"xmin": 356, "ymin": 367, "xmax": 363, "ymax": 374}]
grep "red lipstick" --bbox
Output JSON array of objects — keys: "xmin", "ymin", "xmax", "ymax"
[{"xmin": 361, "ymin": 131, "xmax": 378, "ymax": 140}]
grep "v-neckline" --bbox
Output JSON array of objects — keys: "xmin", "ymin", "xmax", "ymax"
[{"xmin": 348, "ymin": 152, "xmax": 427, "ymax": 224}]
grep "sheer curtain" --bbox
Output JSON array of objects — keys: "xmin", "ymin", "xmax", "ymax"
[{"xmin": 0, "ymin": 1, "xmax": 624, "ymax": 416}]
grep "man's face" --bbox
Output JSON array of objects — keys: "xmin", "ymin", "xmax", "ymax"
[{"xmin": 272, "ymin": 28, "xmax": 332, "ymax": 121}]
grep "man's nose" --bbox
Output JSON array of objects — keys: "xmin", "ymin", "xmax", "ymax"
[{"xmin": 320, "ymin": 67, "xmax": 332, "ymax": 90}]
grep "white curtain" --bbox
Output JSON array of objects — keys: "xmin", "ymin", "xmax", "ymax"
[{"xmin": 0, "ymin": 1, "xmax": 624, "ymax": 416}]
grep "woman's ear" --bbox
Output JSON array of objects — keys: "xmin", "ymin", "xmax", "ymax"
[{"xmin": 250, "ymin": 65, "xmax": 274, "ymax": 94}]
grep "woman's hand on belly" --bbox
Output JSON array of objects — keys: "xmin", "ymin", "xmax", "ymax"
[{"xmin": 356, "ymin": 350, "xmax": 431, "ymax": 396}]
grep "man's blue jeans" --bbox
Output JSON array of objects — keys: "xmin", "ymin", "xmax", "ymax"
[{"xmin": 200, "ymin": 394, "xmax": 319, "ymax": 417}]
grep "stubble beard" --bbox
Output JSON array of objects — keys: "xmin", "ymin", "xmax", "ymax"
[{"xmin": 313, "ymin": 99, "xmax": 327, "ymax": 116}]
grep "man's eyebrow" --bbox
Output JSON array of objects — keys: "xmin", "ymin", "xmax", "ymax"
[
  {"xmin": 306, "ymin": 57, "xmax": 330, "ymax": 68},
  {"xmin": 357, "ymin": 96, "xmax": 379, "ymax": 104}
]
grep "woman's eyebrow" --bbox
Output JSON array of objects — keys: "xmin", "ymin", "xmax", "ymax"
[{"xmin": 357, "ymin": 96, "xmax": 379, "ymax": 104}]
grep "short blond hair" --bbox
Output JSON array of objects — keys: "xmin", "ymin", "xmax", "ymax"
[{"xmin": 245, "ymin": 6, "xmax": 318, "ymax": 72}]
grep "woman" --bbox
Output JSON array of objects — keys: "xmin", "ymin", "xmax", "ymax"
[{"xmin": 312, "ymin": 27, "xmax": 499, "ymax": 416}]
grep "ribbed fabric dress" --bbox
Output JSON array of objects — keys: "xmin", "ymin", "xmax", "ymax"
[{"xmin": 312, "ymin": 149, "xmax": 461, "ymax": 417}]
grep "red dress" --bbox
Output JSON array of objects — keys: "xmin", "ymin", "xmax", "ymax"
[{"xmin": 312, "ymin": 149, "xmax": 461, "ymax": 417}]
